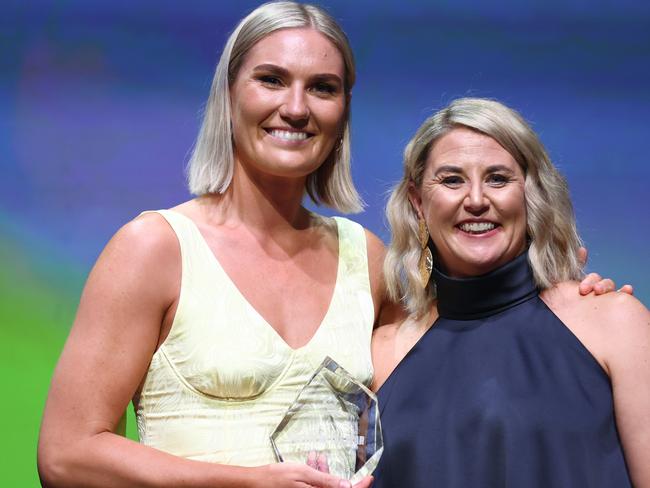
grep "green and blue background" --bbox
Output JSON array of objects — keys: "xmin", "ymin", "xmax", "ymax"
[{"xmin": 2, "ymin": 0, "xmax": 648, "ymax": 484}]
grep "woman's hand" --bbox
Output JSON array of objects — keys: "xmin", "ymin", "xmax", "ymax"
[
  {"xmin": 259, "ymin": 463, "xmax": 373, "ymax": 488},
  {"xmin": 577, "ymin": 247, "xmax": 634, "ymax": 295},
  {"xmin": 306, "ymin": 451, "xmax": 330, "ymax": 472},
  {"xmin": 579, "ymin": 273, "xmax": 634, "ymax": 295}
]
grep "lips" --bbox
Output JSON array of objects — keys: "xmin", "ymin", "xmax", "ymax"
[
  {"xmin": 265, "ymin": 128, "xmax": 313, "ymax": 141},
  {"xmin": 457, "ymin": 221, "xmax": 499, "ymax": 235}
]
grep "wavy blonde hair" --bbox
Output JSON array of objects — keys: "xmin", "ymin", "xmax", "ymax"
[
  {"xmin": 187, "ymin": 1, "xmax": 362, "ymax": 212},
  {"xmin": 384, "ymin": 98, "xmax": 584, "ymax": 317}
]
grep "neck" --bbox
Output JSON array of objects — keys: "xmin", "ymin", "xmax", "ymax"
[
  {"xmin": 433, "ymin": 251, "xmax": 537, "ymax": 320},
  {"xmin": 200, "ymin": 160, "xmax": 312, "ymax": 235}
]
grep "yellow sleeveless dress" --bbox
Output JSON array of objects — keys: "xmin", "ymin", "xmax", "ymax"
[{"xmin": 135, "ymin": 210, "xmax": 375, "ymax": 466}]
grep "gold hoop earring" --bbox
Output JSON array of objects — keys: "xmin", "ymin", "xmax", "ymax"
[{"xmin": 418, "ymin": 216, "xmax": 433, "ymax": 288}]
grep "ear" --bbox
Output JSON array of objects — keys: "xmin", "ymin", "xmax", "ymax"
[{"xmin": 407, "ymin": 180, "xmax": 424, "ymax": 219}]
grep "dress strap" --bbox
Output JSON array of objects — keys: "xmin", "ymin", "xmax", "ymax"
[
  {"xmin": 333, "ymin": 216, "xmax": 369, "ymax": 269},
  {"xmin": 332, "ymin": 216, "xmax": 373, "ymax": 314}
]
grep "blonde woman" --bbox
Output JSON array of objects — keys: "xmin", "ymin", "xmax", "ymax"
[
  {"xmin": 373, "ymin": 98, "xmax": 649, "ymax": 487},
  {"xmin": 37, "ymin": 3, "xmax": 382, "ymax": 487}
]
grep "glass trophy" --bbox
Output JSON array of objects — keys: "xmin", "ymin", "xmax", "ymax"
[{"xmin": 270, "ymin": 357, "xmax": 383, "ymax": 484}]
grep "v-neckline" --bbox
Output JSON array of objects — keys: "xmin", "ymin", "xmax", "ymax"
[{"xmin": 167, "ymin": 210, "xmax": 342, "ymax": 352}]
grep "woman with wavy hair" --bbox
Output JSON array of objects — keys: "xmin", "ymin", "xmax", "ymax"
[{"xmin": 373, "ymin": 98, "xmax": 649, "ymax": 487}]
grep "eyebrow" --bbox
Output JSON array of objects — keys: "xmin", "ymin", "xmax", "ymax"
[
  {"xmin": 433, "ymin": 165, "xmax": 462, "ymax": 176},
  {"xmin": 433, "ymin": 164, "xmax": 516, "ymax": 175},
  {"xmin": 252, "ymin": 63, "xmax": 343, "ymax": 85},
  {"xmin": 485, "ymin": 164, "xmax": 516, "ymax": 174}
]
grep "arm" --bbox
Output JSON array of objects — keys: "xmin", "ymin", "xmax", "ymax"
[
  {"xmin": 37, "ymin": 214, "xmax": 361, "ymax": 488},
  {"xmin": 602, "ymin": 295, "xmax": 650, "ymax": 487}
]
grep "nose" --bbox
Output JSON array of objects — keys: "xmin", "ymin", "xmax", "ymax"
[
  {"xmin": 464, "ymin": 181, "xmax": 489, "ymax": 215},
  {"xmin": 278, "ymin": 84, "xmax": 310, "ymax": 123}
]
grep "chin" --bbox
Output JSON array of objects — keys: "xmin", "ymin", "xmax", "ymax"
[
  {"xmin": 267, "ymin": 156, "xmax": 324, "ymax": 176},
  {"xmin": 448, "ymin": 252, "xmax": 512, "ymax": 277}
]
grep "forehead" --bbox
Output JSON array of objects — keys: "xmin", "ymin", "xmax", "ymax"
[
  {"xmin": 426, "ymin": 127, "xmax": 518, "ymax": 170},
  {"xmin": 240, "ymin": 27, "xmax": 344, "ymax": 76}
]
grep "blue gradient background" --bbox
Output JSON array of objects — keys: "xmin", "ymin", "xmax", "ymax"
[{"xmin": 1, "ymin": 1, "xmax": 648, "ymax": 484}]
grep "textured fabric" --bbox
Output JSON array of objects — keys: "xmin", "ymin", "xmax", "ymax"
[
  {"xmin": 135, "ymin": 210, "xmax": 374, "ymax": 466},
  {"xmin": 375, "ymin": 252, "xmax": 631, "ymax": 488}
]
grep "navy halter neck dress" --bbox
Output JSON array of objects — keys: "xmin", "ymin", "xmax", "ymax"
[{"xmin": 374, "ymin": 252, "xmax": 631, "ymax": 487}]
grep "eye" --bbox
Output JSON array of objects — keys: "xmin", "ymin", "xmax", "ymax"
[
  {"xmin": 440, "ymin": 175, "xmax": 464, "ymax": 188},
  {"xmin": 486, "ymin": 173, "xmax": 510, "ymax": 187},
  {"xmin": 311, "ymin": 81, "xmax": 338, "ymax": 96},
  {"xmin": 258, "ymin": 75, "xmax": 283, "ymax": 87}
]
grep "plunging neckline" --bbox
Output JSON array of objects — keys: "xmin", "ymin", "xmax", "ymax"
[{"xmin": 167, "ymin": 209, "xmax": 342, "ymax": 352}]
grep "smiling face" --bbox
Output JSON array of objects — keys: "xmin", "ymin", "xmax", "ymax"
[
  {"xmin": 229, "ymin": 28, "xmax": 346, "ymax": 183},
  {"xmin": 410, "ymin": 127, "xmax": 528, "ymax": 278}
]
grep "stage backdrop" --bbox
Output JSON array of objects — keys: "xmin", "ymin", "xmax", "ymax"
[{"xmin": 2, "ymin": 1, "xmax": 648, "ymax": 485}]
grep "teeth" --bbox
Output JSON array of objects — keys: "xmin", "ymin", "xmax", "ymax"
[
  {"xmin": 459, "ymin": 222, "xmax": 496, "ymax": 233},
  {"xmin": 269, "ymin": 130, "xmax": 309, "ymax": 141}
]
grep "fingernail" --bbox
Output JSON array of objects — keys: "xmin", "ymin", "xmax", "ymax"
[{"xmin": 339, "ymin": 481, "xmax": 351, "ymax": 488}]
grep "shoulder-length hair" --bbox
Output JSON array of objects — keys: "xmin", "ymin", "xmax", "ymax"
[
  {"xmin": 187, "ymin": 1, "xmax": 362, "ymax": 213},
  {"xmin": 384, "ymin": 97, "xmax": 584, "ymax": 317}
]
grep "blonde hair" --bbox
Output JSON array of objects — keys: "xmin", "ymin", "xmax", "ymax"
[
  {"xmin": 187, "ymin": 1, "xmax": 362, "ymax": 213},
  {"xmin": 384, "ymin": 97, "xmax": 584, "ymax": 317}
]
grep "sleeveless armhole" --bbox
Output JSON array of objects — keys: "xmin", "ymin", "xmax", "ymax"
[{"xmin": 137, "ymin": 209, "xmax": 192, "ymax": 353}]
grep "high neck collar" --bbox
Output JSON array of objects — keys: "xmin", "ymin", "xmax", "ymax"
[{"xmin": 432, "ymin": 251, "xmax": 538, "ymax": 320}]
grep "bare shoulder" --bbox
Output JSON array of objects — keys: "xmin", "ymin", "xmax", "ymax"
[
  {"xmin": 541, "ymin": 281, "xmax": 649, "ymax": 374},
  {"xmin": 85, "ymin": 212, "xmax": 181, "ymax": 312},
  {"xmin": 543, "ymin": 281, "xmax": 648, "ymax": 329},
  {"xmin": 108, "ymin": 212, "xmax": 179, "ymax": 264}
]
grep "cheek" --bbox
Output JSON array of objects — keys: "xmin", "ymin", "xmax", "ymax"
[
  {"xmin": 424, "ymin": 191, "xmax": 459, "ymax": 223},
  {"xmin": 232, "ymin": 86, "xmax": 272, "ymax": 123},
  {"xmin": 495, "ymin": 182, "xmax": 524, "ymax": 211},
  {"xmin": 514, "ymin": 190, "xmax": 527, "ymax": 222},
  {"xmin": 499, "ymin": 188, "xmax": 527, "ymax": 233},
  {"xmin": 230, "ymin": 99, "xmax": 249, "ymax": 139},
  {"xmin": 318, "ymin": 100, "xmax": 346, "ymax": 134}
]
